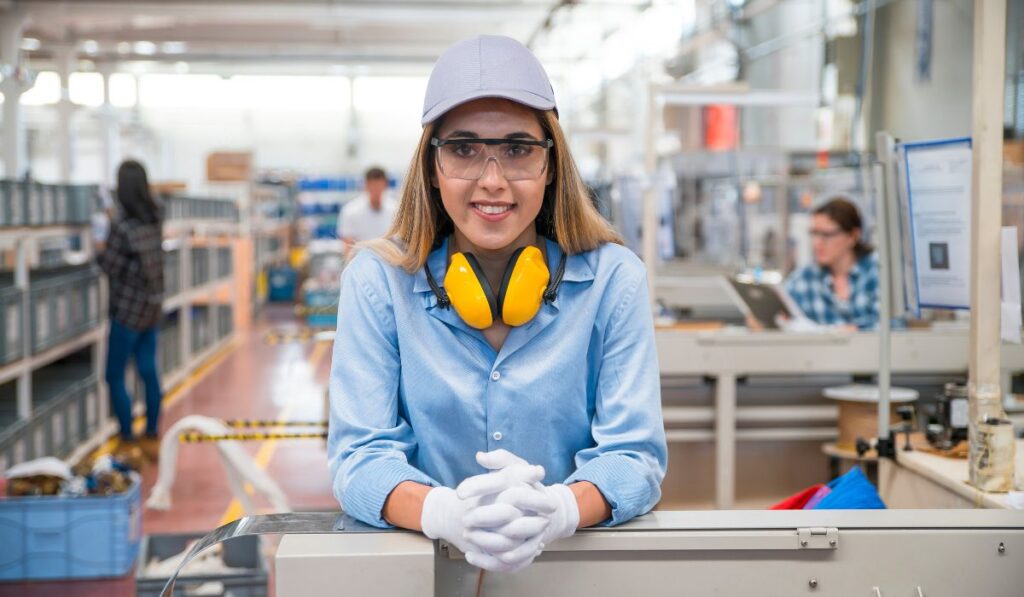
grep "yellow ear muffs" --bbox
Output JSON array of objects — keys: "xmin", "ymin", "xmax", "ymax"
[
  {"xmin": 444, "ymin": 252, "xmax": 496, "ymax": 329},
  {"xmin": 497, "ymin": 246, "xmax": 550, "ymax": 327}
]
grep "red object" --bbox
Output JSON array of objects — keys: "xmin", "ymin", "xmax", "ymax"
[
  {"xmin": 816, "ymin": 150, "xmax": 830, "ymax": 169},
  {"xmin": 704, "ymin": 104, "xmax": 738, "ymax": 151},
  {"xmin": 769, "ymin": 484, "xmax": 825, "ymax": 510}
]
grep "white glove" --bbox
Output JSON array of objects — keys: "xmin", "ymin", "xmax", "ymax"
[
  {"xmin": 420, "ymin": 486, "xmax": 480, "ymax": 556},
  {"xmin": 456, "ymin": 450, "xmax": 577, "ymax": 573},
  {"xmin": 533, "ymin": 483, "xmax": 579, "ymax": 545},
  {"xmin": 422, "ymin": 454, "xmax": 551, "ymax": 562}
]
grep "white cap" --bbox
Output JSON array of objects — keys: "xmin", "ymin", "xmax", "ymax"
[{"xmin": 421, "ymin": 35, "xmax": 557, "ymax": 126}]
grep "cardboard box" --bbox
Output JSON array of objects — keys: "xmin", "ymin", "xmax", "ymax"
[
  {"xmin": 206, "ymin": 152, "xmax": 253, "ymax": 182},
  {"xmin": 1005, "ymin": 140, "xmax": 1024, "ymax": 166}
]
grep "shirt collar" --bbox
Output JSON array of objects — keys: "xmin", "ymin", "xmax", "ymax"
[
  {"xmin": 812, "ymin": 253, "xmax": 873, "ymax": 283},
  {"xmin": 412, "ymin": 235, "xmax": 595, "ymax": 296}
]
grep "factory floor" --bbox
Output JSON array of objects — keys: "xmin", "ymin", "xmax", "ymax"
[{"xmin": 2, "ymin": 305, "xmax": 337, "ymax": 597}]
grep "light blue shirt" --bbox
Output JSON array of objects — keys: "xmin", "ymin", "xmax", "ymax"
[{"xmin": 328, "ymin": 236, "xmax": 667, "ymax": 528}]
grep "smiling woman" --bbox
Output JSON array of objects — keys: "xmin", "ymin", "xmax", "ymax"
[{"xmin": 328, "ymin": 34, "xmax": 667, "ymax": 575}]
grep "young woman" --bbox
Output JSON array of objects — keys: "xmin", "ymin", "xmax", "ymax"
[
  {"xmin": 99, "ymin": 160, "xmax": 165, "ymax": 460},
  {"xmin": 785, "ymin": 197, "xmax": 880, "ymax": 330},
  {"xmin": 329, "ymin": 35, "xmax": 667, "ymax": 573}
]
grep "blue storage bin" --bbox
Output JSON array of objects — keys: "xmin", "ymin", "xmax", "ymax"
[
  {"xmin": 267, "ymin": 267, "xmax": 297, "ymax": 303},
  {"xmin": 303, "ymin": 289, "xmax": 338, "ymax": 328},
  {"xmin": 0, "ymin": 478, "xmax": 142, "ymax": 581}
]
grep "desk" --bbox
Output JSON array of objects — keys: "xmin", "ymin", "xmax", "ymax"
[
  {"xmin": 879, "ymin": 440, "xmax": 1024, "ymax": 509},
  {"xmin": 656, "ymin": 328, "xmax": 1024, "ymax": 509},
  {"xmin": 275, "ymin": 510, "xmax": 1024, "ymax": 596}
]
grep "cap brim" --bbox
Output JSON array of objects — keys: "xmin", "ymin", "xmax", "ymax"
[{"xmin": 422, "ymin": 89, "xmax": 556, "ymax": 126}]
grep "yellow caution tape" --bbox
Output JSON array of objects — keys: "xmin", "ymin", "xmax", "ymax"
[
  {"xmin": 222, "ymin": 420, "xmax": 327, "ymax": 428},
  {"xmin": 294, "ymin": 304, "xmax": 339, "ymax": 316},
  {"xmin": 178, "ymin": 431, "xmax": 328, "ymax": 443}
]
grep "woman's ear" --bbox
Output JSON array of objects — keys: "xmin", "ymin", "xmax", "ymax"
[{"xmin": 546, "ymin": 159, "xmax": 555, "ymax": 186}]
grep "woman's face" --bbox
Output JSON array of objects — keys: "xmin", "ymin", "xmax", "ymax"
[
  {"xmin": 433, "ymin": 98, "xmax": 549, "ymax": 254},
  {"xmin": 810, "ymin": 213, "xmax": 858, "ymax": 268}
]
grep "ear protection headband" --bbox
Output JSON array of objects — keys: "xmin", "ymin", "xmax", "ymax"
[{"xmin": 424, "ymin": 245, "xmax": 567, "ymax": 329}]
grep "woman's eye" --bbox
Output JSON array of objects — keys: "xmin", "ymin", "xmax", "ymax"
[
  {"xmin": 451, "ymin": 143, "xmax": 478, "ymax": 158},
  {"xmin": 505, "ymin": 144, "xmax": 532, "ymax": 158}
]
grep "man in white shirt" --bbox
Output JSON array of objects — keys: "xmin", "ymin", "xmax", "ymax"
[{"xmin": 338, "ymin": 166, "xmax": 398, "ymax": 254}]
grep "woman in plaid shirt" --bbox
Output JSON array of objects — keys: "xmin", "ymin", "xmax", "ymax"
[
  {"xmin": 98, "ymin": 160, "xmax": 165, "ymax": 460},
  {"xmin": 784, "ymin": 198, "xmax": 880, "ymax": 331}
]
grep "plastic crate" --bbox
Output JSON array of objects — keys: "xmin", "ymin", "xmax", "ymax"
[
  {"xmin": 267, "ymin": 267, "xmax": 297, "ymax": 303},
  {"xmin": 215, "ymin": 306, "xmax": 233, "ymax": 340},
  {"xmin": 190, "ymin": 307, "xmax": 211, "ymax": 354},
  {"xmin": 136, "ymin": 533, "xmax": 267, "ymax": 597},
  {"xmin": 0, "ymin": 180, "xmax": 24, "ymax": 227},
  {"xmin": 52, "ymin": 186, "xmax": 69, "ymax": 225},
  {"xmin": 215, "ymin": 247, "xmax": 232, "ymax": 279},
  {"xmin": 0, "ymin": 377, "xmax": 100, "ymax": 472},
  {"xmin": 158, "ymin": 321, "xmax": 179, "ymax": 377},
  {"xmin": 42, "ymin": 185, "xmax": 58, "ymax": 226},
  {"xmin": 191, "ymin": 248, "xmax": 210, "ymax": 288},
  {"xmin": 30, "ymin": 282, "xmax": 54, "ymax": 354},
  {"xmin": 0, "ymin": 477, "xmax": 141, "ymax": 581},
  {"xmin": 164, "ymin": 249, "xmax": 181, "ymax": 298},
  {"xmin": 65, "ymin": 185, "xmax": 96, "ymax": 226},
  {"xmin": 29, "ymin": 267, "xmax": 98, "ymax": 354},
  {"xmin": 31, "ymin": 374, "xmax": 94, "ymax": 457},
  {"xmin": 0, "ymin": 281, "xmax": 24, "ymax": 365},
  {"xmin": 303, "ymin": 289, "xmax": 338, "ymax": 328},
  {"xmin": 23, "ymin": 181, "xmax": 40, "ymax": 226}
]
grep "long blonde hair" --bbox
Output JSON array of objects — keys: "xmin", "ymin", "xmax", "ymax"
[{"xmin": 365, "ymin": 109, "xmax": 623, "ymax": 272}]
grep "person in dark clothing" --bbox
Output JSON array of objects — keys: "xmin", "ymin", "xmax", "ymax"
[{"xmin": 98, "ymin": 160, "xmax": 165, "ymax": 460}]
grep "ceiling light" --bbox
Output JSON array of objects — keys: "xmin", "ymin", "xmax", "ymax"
[
  {"xmin": 81, "ymin": 40, "xmax": 99, "ymax": 55},
  {"xmin": 133, "ymin": 41, "xmax": 157, "ymax": 55},
  {"xmin": 20, "ymin": 38, "xmax": 40, "ymax": 51},
  {"xmin": 162, "ymin": 41, "xmax": 188, "ymax": 54}
]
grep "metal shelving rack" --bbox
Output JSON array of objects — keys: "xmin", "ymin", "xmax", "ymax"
[
  {"xmin": 251, "ymin": 181, "xmax": 293, "ymax": 311},
  {"xmin": 0, "ymin": 188, "xmax": 247, "ymax": 473},
  {"xmin": 0, "ymin": 220, "xmax": 107, "ymax": 472},
  {"xmin": 159, "ymin": 218, "xmax": 239, "ymax": 393}
]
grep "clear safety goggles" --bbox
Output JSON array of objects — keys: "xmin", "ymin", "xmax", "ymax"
[{"xmin": 431, "ymin": 137, "xmax": 554, "ymax": 181}]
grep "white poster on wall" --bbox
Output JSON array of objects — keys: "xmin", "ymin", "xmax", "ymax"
[
  {"xmin": 901, "ymin": 138, "xmax": 972, "ymax": 311},
  {"xmin": 1000, "ymin": 226, "xmax": 1022, "ymax": 344}
]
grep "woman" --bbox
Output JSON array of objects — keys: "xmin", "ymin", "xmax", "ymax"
[
  {"xmin": 785, "ymin": 197, "xmax": 879, "ymax": 330},
  {"xmin": 99, "ymin": 160, "xmax": 165, "ymax": 460},
  {"xmin": 328, "ymin": 35, "xmax": 667, "ymax": 573}
]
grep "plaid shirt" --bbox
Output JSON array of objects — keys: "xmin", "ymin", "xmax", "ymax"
[
  {"xmin": 99, "ymin": 218, "xmax": 164, "ymax": 330},
  {"xmin": 784, "ymin": 253, "xmax": 880, "ymax": 330}
]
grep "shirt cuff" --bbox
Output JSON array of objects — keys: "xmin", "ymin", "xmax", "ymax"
[
  {"xmin": 564, "ymin": 453, "xmax": 657, "ymax": 527},
  {"xmin": 340, "ymin": 457, "xmax": 439, "ymax": 528}
]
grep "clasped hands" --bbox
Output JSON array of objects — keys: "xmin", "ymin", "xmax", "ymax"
[{"xmin": 420, "ymin": 449, "xmax": 579, "ymax": 572}]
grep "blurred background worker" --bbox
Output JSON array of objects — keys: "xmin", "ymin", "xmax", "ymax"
[
  {"xmin": 337, "ymin": 166, "xmax": 397, "ymax": 255},
  {"xmin": 784, "ymin": 197, "xmax": 880, "ymax": 331},
  {"xmin": 98, "ymin": 160, "xmax": 166, "ymax": 461}
]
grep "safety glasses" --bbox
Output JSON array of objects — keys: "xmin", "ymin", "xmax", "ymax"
[{"xmin": 431, "ymin": 137, "xmax": 554, "ymax": 181}]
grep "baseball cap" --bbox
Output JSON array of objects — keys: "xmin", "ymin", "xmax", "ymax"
[{"xmin": 421, "ymin": 35, "xmax": 557, "ymax": 126}]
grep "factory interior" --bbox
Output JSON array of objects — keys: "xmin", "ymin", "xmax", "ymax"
[{"xmin": 0, "ymin": 0, "xmax": 1023, "ymax": 595}]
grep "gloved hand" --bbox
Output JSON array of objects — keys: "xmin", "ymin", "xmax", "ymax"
[
  {"xmin": 421, "ymin": 454, "xmax": 551, "ymax": 561},
  {"xmin": 456, "ymin": 450, "xmax": 578, "ymax": 573},
  {"xmin": 420, "ymin": 486, "xmax": 481, "ymax": 556}
]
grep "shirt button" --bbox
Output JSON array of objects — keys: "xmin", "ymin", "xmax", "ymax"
[
  {"xmin": 490, "ymin": 371, "xmax": 501, "ymax": 381},
  {"xmin": 492, "ymin": 432, "xmax": 503, "ymax": 441}
]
